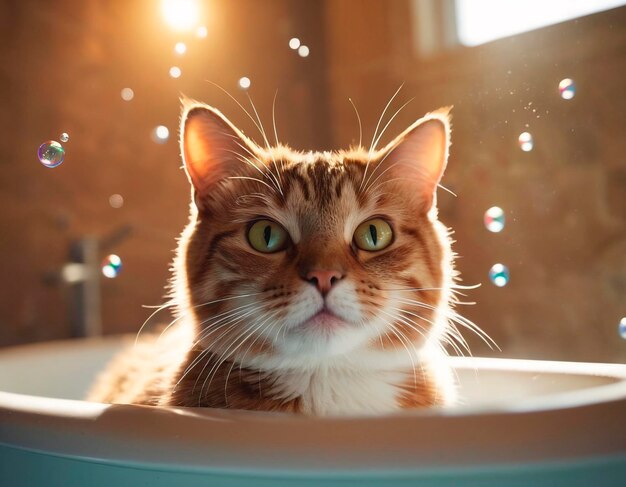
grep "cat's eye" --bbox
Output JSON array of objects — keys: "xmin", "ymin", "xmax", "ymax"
[
  {"xmin": 353, "ymin": 218, "xmax": 393, "ymax": 251},
  {"xmin": 247, "ymin": 220, "xmax": 288, "ymax": 253}
]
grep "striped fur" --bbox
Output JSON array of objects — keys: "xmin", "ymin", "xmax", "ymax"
[{"xmin": 88, "ymin": 100, "xmax": 460, "ymax": 415}]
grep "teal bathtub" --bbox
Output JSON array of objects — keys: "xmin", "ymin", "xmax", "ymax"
[{"xmin": 1, "ymin": 338, "xmax": 625, "ymax": 486}]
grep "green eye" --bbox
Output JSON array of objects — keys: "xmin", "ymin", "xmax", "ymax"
[
  {"xmin": 354, "ymin": 218, "xmax": 393, "ymax": 251},
  {"xmin": 248, "ymin": 220, "xmax": 288, "ymax": 253}
]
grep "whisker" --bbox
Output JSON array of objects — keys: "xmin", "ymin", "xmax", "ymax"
[
  {"xmin": 377, "ymin": 313, "xmax": 420, "ymax": 389},
  {"xmin": 141, "ymin": 301, "xmax": 176, "ymax": 310},
  {"xmin": 348, "ymin": 97, "xmax": 363, "ymax": 149},
  {"xmin": 224, "ymin": 148, "xmax": 270, "ymax": 179},
  {"xmin": 200, "ymin": 309, "xmax": 276, "ymax": 402},
  {"xmin": 370, "ymin": 97, "xmax": 415, "ymax": 154},
  {"xmin": 223, "ymin": 310, "xmax": 280, "ymax": 399},
  {"xmin": 364, "ymin": 157, "xmax": 430, "ymax": 194},
  {"xmin": 191, "ymin": 290, "xmax": 268, "ymax": 310},
  {"xmin": 206, "ymin": 80, "xmax": 266, "ymax": 144},
  {"xmin": 379, "ymin": 286, "xmax": 448, "ymax": 292},
  {"xmin": 135, "ymin": 291, "xmax": 267, "ymax": 348},
  {"xmin": 360, "ymin": 83, "xmax": 404, "ymax": 192},
  {"xmin": 173, "ymin": 322, "xmax": 240, "ymax": 394},
  {"xmin": 395, "ymin": 305, "xmax": 469, "ymax": 357},
  {"xmin": 227, "ymin": 176, "xmax": 279, "ymax": 194},
  {"xmin": 246, "ymin": 93, "xmax": 284, "ymax": 197},
  {"xmin": 451, "ymin": 283, "xmax": 482, "ymax": 290},
  {"xmin": 220, "ymin": 314, "xmax": 271, "ymax": 402},
  {"xmin": 228, "ymin": 142, "xmax": 283, "ymax": 194},
  {"xmin": 379, "ymin": 309, "xmax": 428, "ymax": 342},
  {"xmin": 134, "ymin": 300, "xmax": 176, "ymax": 347},
  {"xmin": 189, "ymin": 318, "xmax": 250, "ymax": 398},
  {"xmin": 191, "ymin": 304, "xmax": 264, "ymax": 349},
  {"xmin": 395, "ymin": 297, "xmax": 499, "ymax": 351},
  {"xmin": 172, "ymin": 305, "xmax": 264, "ymax": 391},
  {"xmin": 272, "ymin": 90, "xmax": 280, "ymax": 147},
  {"xmin": 363, "ymin": 165, "xmax": 409, "ymax": 195},
  {"xmin": 271, "ymin": 90, "xmax": 288, "ymax": 177},
  {"xmin": 365, "ymin": 98, "xmax": 415, "ymax": 193},
  {"xmin": 437, "ymin": 183, "xmax": 457, "ymax": 197}
]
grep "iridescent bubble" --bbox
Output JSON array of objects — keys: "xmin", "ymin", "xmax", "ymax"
[
  {"xmin": 238, "ymin": 76, "xmax": 251, "ymax": 90},
  {"xmin": 559, "ymin": 78, "xmax": 576, "ymax": 100},
  {"xmin": 109, "ymin": 194, "xmax": 124, "ymax": 209},
  {"xmin": 151, "ymin": 125, "xmax": 169, "ymax": 143},
  {"xmin": 518, "ymin": 132, "xmax": 533, "ymax": 152},
  {"xmin": 59, "ymin": 132, "xmax": 69, "ymax": 143},
  {"xmin": 121, "ymin": 87, "xmax": 134, "ymax": 101},
  {"xmin": 484, "ymin": 206, "xmax": 505, "ymax": 233},
  {"xmin": 102, "ymin": 254, "xmax": 122, "ymax": 279},
  {"xmin": 489, "ymin": 263, "xmax": 509, "ymax": 287},
  {"xmin": 289, "ymin": 37, "xmax": 300, "ymax": 50},
  {"xmin": 298, "ymin": 45, "xmax": 310, "ymax": 57},
  {"xmin": 619, "ymin": 317, "xmax": 626, "ymax": 339},
  {"xmin": 37, "ymin": 141, "xmax": 65, "ymax": 168}
]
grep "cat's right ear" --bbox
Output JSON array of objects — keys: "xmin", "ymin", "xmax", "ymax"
[{"xmin": 180, "ymin": 98, "xmax": 258, "ymax": 206}]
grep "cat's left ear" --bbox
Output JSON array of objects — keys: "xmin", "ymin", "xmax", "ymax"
[{"xmin": 374, "ymin": 107, "xmax": 451, "ymax": 212}]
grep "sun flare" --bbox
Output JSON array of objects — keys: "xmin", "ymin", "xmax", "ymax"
[{"xmin": 161, "ymin": 0, "xmax": 199, "ymax": 31}]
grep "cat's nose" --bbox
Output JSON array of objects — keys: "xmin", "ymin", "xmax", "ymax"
[{"xmin": 305, "ymin": 270, "xmax": 344, "ymax": 296}]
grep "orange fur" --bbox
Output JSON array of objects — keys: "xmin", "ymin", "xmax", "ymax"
[{"xmin": 87, "ymin": 100, "xmax": 463, "ymax": 415}]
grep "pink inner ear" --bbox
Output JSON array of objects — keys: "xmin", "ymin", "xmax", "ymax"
[
  {"xmin": 376, "ymin": 115, "xmax": 450, "ymax": 206},
  {"xmin": 181, "ymin": 105, "xmax": 257, "ymax": 195},
  {"xmin": 183, "ymin": 115, "xmax": 227, "ymax": 192}
]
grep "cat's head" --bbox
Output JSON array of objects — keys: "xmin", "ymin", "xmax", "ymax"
[{"xmin": 173, "ymin": 100, "xmax": 454, "ymax": 369}]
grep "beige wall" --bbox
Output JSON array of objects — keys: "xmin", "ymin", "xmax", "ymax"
[
  {"xmin": 324, "ymin": 1, "xmax": 626, "ymax": 361},
  {"xmin": 0, "ymin": 0, "xmax": 329, "ymax": 346},
  {"xmin": 1, "ymin": 0, "xmax": 624, "ymax": 363}
]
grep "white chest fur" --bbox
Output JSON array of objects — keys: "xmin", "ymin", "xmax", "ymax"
[{"xmin": 271, "ymin": 365, "xmax": 410, "ymax": 415}]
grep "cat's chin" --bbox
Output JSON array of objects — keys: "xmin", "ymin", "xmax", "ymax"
[{"xmin": 272, "ymin": 312, "xmax": 370, "ymax": 363}]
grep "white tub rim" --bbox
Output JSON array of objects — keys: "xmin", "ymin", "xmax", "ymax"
[{"xmin": 1, "ymin": 338, "xmax": 626, "ymax": 473}]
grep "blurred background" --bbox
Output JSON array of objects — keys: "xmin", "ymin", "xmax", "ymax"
[{"xmin": 0, "ymin": 0, "xmax": 624, "ymax": 362}]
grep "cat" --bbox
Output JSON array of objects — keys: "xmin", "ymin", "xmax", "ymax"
[{"xmin": 87, "ymin": 97, "xmax": 470, "ymax": 415}]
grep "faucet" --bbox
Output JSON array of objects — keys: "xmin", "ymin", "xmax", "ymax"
[{"xmin": 46, "ymin": 225, "xmax": 133, "ymax": 338}]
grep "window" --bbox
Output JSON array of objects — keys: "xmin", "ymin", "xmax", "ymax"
[{"xmin": 456, "ymin": 0, "xmax": 626, "ymax": 46}]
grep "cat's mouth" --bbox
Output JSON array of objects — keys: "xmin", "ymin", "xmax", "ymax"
[{"xmin": 300, "ymin": 308, "xmax": 347, "ymax": 332}]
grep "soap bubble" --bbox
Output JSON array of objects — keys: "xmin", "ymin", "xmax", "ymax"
[
  {"xmin": 174, "ymin": 42, "xmax": 187, "ymax": 55},
  {"xmin": 109, "ymin": 194, "xmax": 124, "ymax": 209},
  {"xmin": 489, "ymin": 263, "xmax": 509, "ymax": 287},
  {"xmin": 59, "ymin": 132, "xmax": 69, "ymax": 143},
  {"xmin": 484, "ymin": 206, "xmax": 505, "ymax": 233},
  {"xmin": 37, "ymin": 141, "xmax": 65, "ymax": 168},
  {"xmin": 619, "ymin": 317, "xmax": 626, "ymax": 339},
  {"xmin": 120, "ymin": 87, "xmax": 134, "ymax": 101},
  {"xmin": 169, "ymin": 66, "xmax": 182, "ymax": 79},
  {"xmin": 518, "ymin": 132, "xmax": 533, "ymax": 152},
  {"xmin": 289, "ymin": 37, "xmax": 300, "ymax": 49},
  {"xmin": 102, "ymin": 254, "xmax": 122, "ymax": 279},
  {"xmin": 298, "ymin": 45, "xmax": 310, "ymax": 57},
  {"xmin": 559, "ymin": 78, "xmax": 576, "ymax": 100},
  {"xmin": 196, "ymin": 25, "xmax": 208, "ymax": 38},
  {"xmin": 238, "ymin": 77, "xmax": 251, "ymax": 90},
  {"xmin": 151, "ymin": 125, "xmax": 169, "ymax": 143}
]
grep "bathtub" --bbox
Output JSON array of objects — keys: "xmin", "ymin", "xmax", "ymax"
[{"xmin": 0, "ymin": 337, "xmax": 625, "ymax": 486}]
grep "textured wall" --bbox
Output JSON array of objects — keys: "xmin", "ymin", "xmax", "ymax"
[
  {"xmin": 0, "ymin": 0, "xmax": 329, "ymax": 346},
  {"xmin": 324, "ymin": 1, "xmax": 626, "ymax": 362},
  {"xmin": 0, "ymin": 1, "xmax": 624, "ymax": 363}
]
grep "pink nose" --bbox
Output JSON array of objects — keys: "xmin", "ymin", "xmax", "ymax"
[{"xmin": 306, "ymin": 270, "xmax": 344, "ymax": 295}]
